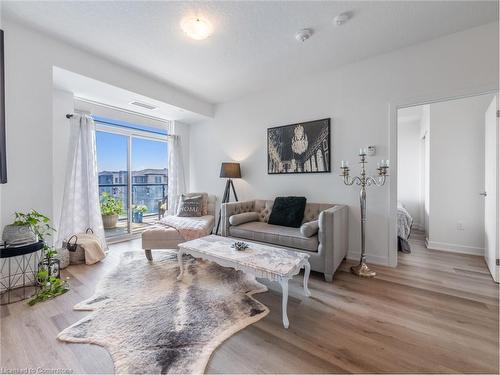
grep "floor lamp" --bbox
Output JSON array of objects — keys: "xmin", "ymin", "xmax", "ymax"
[{"xmin": 215, "ymin": 162, "xmax": 241, "ymax": 234}]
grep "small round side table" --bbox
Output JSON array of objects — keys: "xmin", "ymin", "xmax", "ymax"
[{"xmin": 0, "ymin": 241, "xmax": 45, "ymax": 305}]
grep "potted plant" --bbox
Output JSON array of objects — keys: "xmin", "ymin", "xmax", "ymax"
[
  {"xmin": 132, "ymin": 204, "xmax": 148, "ymax": 223},
  {"xmin": 12, "ymin": 210, "xmax": 69, "ymax": 306},
  {"xmin": 12, "ymin": 210, "xmax": 54, "ymax": 244},
  {"xmin": 100, "ymin": 192, "xmax": 123, "ymax": 229}
]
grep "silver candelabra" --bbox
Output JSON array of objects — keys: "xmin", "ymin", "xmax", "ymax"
[{"xmin": 340, "ymin": 149, "xmax": 389, "ymax": 277}]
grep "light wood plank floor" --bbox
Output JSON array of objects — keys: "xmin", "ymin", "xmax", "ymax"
[{"xmin": 1, "ymin": 233, "xmax": 498, "ymax": 374}]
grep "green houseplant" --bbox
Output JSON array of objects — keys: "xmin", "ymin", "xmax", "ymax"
[
  {"xmin": 13, "ymin": 210, "xmax": 69, "ymax": 306},
  {"xmin": 100, "ymin": 192, "xmax": 123, "ymax": 229},
  {"xmin": 132, "ymin": 204, "xmax": 148, "ymax": 224}
]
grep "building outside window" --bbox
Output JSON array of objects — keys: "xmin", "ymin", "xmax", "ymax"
[{"xmin": 94, "ymin": 116, "xmax": 169, "ymax": 238}]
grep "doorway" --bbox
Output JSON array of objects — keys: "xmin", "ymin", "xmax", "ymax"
[{"xmin": 395, "ymin": 93, "xmax": 499, "ymax": 282}]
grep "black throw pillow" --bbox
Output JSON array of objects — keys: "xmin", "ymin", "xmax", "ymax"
[{"xmin": 268, "ymin": 196, "xmax": 307, "ymax": 228}]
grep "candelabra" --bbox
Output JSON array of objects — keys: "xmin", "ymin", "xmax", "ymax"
[{"xmin": 340, "ymin": 149, "xmax": 389, "ymax": 277}]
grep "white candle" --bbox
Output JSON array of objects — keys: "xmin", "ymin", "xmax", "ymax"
[
  {"xmin": 386, "ymin": 160, "xmax": 390, "ymax": 167},
  {"xmin": 359, "ymin": 148, "xmax": 363, "ymax": 155},
  {"xmin": 341, "ymin": 160, "xmax": 346, "ymax": 168}
]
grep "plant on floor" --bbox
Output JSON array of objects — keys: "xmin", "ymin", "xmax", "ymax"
[
  {"xmin": 100, "ymin": 192, "xmax": 123, "ymax": 229},
  {"xmin": 12, "ymin": 210, "xmax": 70, "ymax": 306},
  {"xmin": 28, "ymin": 271, "xmax": 69, "ymax": 306}
]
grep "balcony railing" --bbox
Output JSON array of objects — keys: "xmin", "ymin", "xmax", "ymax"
[{"xmin": 99, "ymin": 183, "xmax": 167, "ymax": 218}]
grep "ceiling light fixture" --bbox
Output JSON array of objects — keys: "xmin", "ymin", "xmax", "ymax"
[
  {"xmin": 295, "ymin": 28, "xmax": 313, "ymax": 42},
  {"xmin": 181, "ymin": 16, "xmax": 213, "ymax": 40},
  {"xmin": 333, "ymin": 12, "xmax": 350, "ymax": 26}
]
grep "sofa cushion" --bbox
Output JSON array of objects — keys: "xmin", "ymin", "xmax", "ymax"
[
  {"xmin": 268, "ymin": 196, "xmax": 307, "ymax": 228},
  {"xmin": 177, "ymin": 194, "xmax": 203, "ymax": 217},
  {"xmin": 229, "ymin": 221, "xmax": 318, "ymax": 252},
  {"xmin": 229, "ymin": 212, "xmax": 259, "ymax": 226},
  {"xmin": 300, "ymin": 220, "xmax": 319, "ymax": 237},
  {"xmin": 183, "ymin": 192, "xmax": 209, "ymax": 215}
]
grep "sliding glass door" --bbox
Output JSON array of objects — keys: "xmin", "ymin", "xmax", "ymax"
[{"xmin": 95, "ymin": 119, "xmax": 168, "ymax": 239}]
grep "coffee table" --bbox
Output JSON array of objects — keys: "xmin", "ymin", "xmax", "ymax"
[{"xmin": 177, "ymin": 235, "xmax": 311, "ymax": 329}]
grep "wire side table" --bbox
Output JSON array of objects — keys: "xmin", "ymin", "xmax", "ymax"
[{"xmin": 0, "ymin": 241, "xmax": 44, "ymax": 305}]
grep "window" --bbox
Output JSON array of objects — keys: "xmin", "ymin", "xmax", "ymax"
[{"xmin": 95, "ymin": 116, "xmax": 169, "ymax": 238}]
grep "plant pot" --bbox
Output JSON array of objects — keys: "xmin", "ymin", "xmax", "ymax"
[
  {"xmin": 102, "ymin": 214, "xmax": 118, "ymax": 229},
  {"xmin": 132, "ymin": 212, "xmax": 143, "ymax": 223},
  {"xmin": 2, "ymin": 224, "xmax": 38, "ymax": 246}
]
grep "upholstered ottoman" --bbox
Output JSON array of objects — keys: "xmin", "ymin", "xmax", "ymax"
[
  {"xmin": 142, "ymin": 225, "xmax": 184, "ymax": 260},
  {"xmin": 142, "ymin": 193, "xmax": 217, "ymax": 260}
]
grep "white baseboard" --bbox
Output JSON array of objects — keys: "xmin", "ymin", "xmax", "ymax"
[
  {"xmin": 347, "ymin": 251, "xmax": 390, "ymax": 266},
  {"xmin": 425, "ymin": 239, "xmax": 484, "ymax": 256}
]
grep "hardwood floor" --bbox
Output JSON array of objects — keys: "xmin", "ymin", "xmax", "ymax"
[{"xmin": 1, "ymin": 234, "xmax": 498, "ymax": 374}]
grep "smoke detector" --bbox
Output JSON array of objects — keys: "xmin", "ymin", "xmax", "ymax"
[
  {"xmin": 295, "ymin": 28, "xmax": 313, "ymax": 42},
  {"xmin": 333, "ymin": 12, "xmax": 350, "ymax": 26}
]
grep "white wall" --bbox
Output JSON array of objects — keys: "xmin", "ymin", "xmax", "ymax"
[
  {"xmin": 189, "ymin": 22, "xmax": 499, "ymax": 266},
  {"xmin": 52, "ymin": 89, "xmax": 74, "ymax": 232},
  {"xmin": 397, "ymin": 119, "xmax": 423, "ymax": 228},
  {"xmin": 427, "ymin": 94, "xmax": 493, "ymax": 255},
  {"xmin": 1, "ymin": 18, "xmax": 205, "ymax": 228}
]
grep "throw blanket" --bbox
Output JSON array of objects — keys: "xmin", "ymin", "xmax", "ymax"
[
  {"xmin": 397, "ymin": 201, "xmax": 413, "ymax": 254},
  {"xmin": 397, "ymin": 202, "xmax": 413, "ymax": 239},
  {"xmin": 159, "ymin": 215, "xmax": 213, "ymax": 241},
  {"xmin": 75, "ymin": 233, "xmax": 106, "ymax": 265}
]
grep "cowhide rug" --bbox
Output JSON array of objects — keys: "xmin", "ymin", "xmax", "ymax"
[{"xmin": 58, "ymin": 251, "xmax": 269, "ymax": 374}]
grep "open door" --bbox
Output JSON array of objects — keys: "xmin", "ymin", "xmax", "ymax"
[{"xmin": 484, "ymin": 95, "xmax": 499, "ymax": 283}]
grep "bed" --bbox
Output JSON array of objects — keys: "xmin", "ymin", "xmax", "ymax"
[{"xmin": 397, "ymin": 201, "xmax": 413, "ymax": 253}]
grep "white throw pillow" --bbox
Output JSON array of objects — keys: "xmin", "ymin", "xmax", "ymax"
[
  {"xmin": 300, "ymin": 220, "xmax": 319, "ymax": 237},
  {"xmin": 229, "ymin": 212, "xmax": 259, "ymax": 226}
]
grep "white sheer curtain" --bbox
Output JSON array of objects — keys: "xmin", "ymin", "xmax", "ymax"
[
  {"xmin": 57, "ymin": 114, "xmax": 106, "ymax": 248},
  {"xmin": 167, "ymin": 135, "xmax": 186, "ymax": 215}
]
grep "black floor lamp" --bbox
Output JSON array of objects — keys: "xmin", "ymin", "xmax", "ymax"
[{"xmin": 215, "ymin": 162, "xmax": 241, "ymax": 234}]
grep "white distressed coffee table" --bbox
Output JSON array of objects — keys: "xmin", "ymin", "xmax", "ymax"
[{"xmin": 177, "ymin": 235, "xmax": 311, "ymax": 329}]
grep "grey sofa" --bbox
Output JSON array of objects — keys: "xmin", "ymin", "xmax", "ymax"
[{"xmin": 221, "ymin": 199, "xmax": 348, "ymax": 282}]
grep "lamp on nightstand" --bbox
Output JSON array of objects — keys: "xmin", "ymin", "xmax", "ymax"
[{"xmin": 215, "ymin": 162, "xmax": 241, "ymax": 234}]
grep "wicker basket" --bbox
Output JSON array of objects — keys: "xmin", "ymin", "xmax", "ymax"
[
  {"xmin": 68, "ymin": 246, "xmax": 86, "ymax": 264},
  {"xmin": 57, "ymin": 247, "xmax": 70, "ymax": 269}
]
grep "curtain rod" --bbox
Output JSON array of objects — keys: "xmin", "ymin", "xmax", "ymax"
[{"xmin": 67, "ymin": 96, "xmax": 173, "ymax": 125}]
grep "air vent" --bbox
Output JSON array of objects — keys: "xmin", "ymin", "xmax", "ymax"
[{"xmin": 129, "ymin": 101, "xmax": 157, "ymax": 110}]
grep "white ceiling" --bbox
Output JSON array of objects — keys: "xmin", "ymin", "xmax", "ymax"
[
  {"xmin": 53, "ymin": 67, "xmax": 206, "ymax": 123},
  {"xmin": 3, "ymin": 1, "xmax": 499, "ymax": 104}
]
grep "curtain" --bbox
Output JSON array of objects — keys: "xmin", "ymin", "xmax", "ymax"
[
  {"xmin": 57, "ymin": 114, "xmax": 106, "ymax": 248},
  {"xmin": 167, "ymin": 135, "xmax": 186, "ymax": 215}
]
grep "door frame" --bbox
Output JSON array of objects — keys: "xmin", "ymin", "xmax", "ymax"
[
  {"xmin": 387, "ymin": 84, "xmax": 498, "ymax": 267},
  {"xmin": 95, "ymin": 122, "xmax": 169, "ymax": 242}
]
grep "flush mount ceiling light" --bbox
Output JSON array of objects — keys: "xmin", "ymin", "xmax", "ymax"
[
  {"xmin": 333, "ymin": 12, "xmax": 350, "ymax": 26},
  {"xmin": 295, "ymin": 28, "xmax": 313, "ymax": 42},
  {"xmin": 181, "ymin": 16, "xmax": 213, "ymax": 40}
]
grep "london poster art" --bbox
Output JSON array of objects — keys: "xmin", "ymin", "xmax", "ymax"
[{"xmin": 267, "ymin": 118, "xmax": 331, "ymax": 174}]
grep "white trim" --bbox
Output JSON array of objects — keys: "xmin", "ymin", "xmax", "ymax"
[
  {"xmin": 75, "ymin": 96, "xmax": 171, "ymax": 125},
  {"xmin": 95, "ymin": 122, "xmax": 169, "ymax": 142},
  {"xmin": 388, "ymin": 84, "xmax": 499, "ymax": 268},
  {"xmin": 425, "ymin": 239, "xmax": 484, "ymax": 256},
  {"xmin": 347, "ymin": 251, "xmax": 389, "ymax": 266}
]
